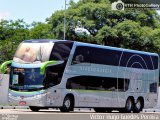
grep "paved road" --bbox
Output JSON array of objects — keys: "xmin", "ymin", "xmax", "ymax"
[
  {"xmin": 0, "ymin": 109, "xmax": 160, "ymax": 120},
  {"xmin": 0, "ymin": 108, "xmax": 95, "ymax": 114}
]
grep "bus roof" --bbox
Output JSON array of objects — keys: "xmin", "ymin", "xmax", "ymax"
[
  {"xmin": 22, "ymin": 39, "xmax": 73, "ymax": 43},
  {"xmin": 22, "ymin": 39, "xmax": 158, "ymax": 56},
  {"xmin": 74, "ymin": 41, "xmax": 158, "ymax": 57}
]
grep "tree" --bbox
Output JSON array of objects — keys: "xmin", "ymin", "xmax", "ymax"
[
  {"xmin": 29, "ymin": 22, "xmax": 54, "ymax": 39},
  {"xmin": 47, "ymin": 0, "xmax": 160, "ymax": 53},
  {"xmin": 0, "ymin": 19, "xmax": 30, "ymax": 63},
  {"xmin": 47, "ymin": 0, "xmax": 111, "ymax": 42},
  {"xmin": 150, "ymin": 29, "xmax": 160, "ymax": 52}
]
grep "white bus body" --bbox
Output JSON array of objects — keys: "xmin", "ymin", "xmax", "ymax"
[{"xmin": 1, "ymin": 39, "xmax": 159, "ymax": 113}]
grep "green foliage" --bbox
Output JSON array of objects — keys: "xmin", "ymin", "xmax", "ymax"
[
  {"xmin": 150, "ymin": 29, "xmax": 160, "ymax": 52},
  {"xmin": 29, "ymin": 22, "xmax": 54, "ymax": 39},
  {"xmin": 115, "ymin": 20, "xmax": 141, "ymax": 48},
  {"xmin": 47, "ymin": 0, "xmax": 160, "ymax": 53},
  {"xmin": 0, "ymin": 19, "xmax": 30, "ymax": 63}
]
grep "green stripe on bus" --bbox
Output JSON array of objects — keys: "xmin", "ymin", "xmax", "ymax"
[
  {"xmin": 70, "ymin": 89, "xmax": 112, "ymax": 92},
  {"xmin": 40, "ymin": 60, "xmax": 57, "ymax": 75}
]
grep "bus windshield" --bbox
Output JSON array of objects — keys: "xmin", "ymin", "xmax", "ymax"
[{"xmin": 10, "ymin": 67, "xmax": 45, "ymax": 91}]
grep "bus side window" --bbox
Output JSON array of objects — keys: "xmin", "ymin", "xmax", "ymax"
[
  {"xmin": 150, "ymin": 82, "xmax": 157, "ymax": 93},
  {"xmin": 46, "ymin": 71, "xmax": 58, "ymax": 87},
  {"xmin": 46, "ymin": 66, "xmax": 62, "ymax": 87}
]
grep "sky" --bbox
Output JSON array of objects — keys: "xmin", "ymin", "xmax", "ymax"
[
  {"xmin": 0, "ymin": 0, "xmax": 79, "ymax": 24},
  {"xmin": 0, "ymin": 0, "xmax": 159, "ymax": 24}
]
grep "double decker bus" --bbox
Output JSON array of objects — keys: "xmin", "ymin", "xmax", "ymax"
[{"xmin": 0, "ymin": 39, "xmax": 159, "ymax": 113}]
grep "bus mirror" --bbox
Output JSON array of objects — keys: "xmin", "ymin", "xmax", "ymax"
[
  {"xmin": 0, "ymin": 60, "xmax": 12, "ymax": 74},
  {"xmin": 40, "ymin": 61, "xmax": 57, "ymax": 75}
]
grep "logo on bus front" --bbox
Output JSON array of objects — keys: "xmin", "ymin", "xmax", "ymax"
[{"xmin": 19, "ymin": 101, "xmax": 27, "ymax": 106}]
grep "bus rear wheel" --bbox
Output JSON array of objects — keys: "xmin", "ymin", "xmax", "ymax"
[
  {"xmin": 29, "ymin": 106, "xmax": 40, "ymax": 112},
  {"xmin": 60, "ymin": 96, "xmax": 73, "ymax": 112},
  {"xmin": 124, "ymin": 98, "xmax": 134, "ymax": 113},
  {"xmin": 133, "ymin": 98, "xmax": 143, "ymax": 113}
]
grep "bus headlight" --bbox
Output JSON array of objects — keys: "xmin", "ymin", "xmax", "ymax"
[
  {"xmin": 8, "ymin": 93, "xmax": 19, "ymax": 99},
  {"xmin": 34, "ymin": 93, "xmax": 47, "ymax": 99},
  {"xmin": 8, "ymin": 93, "xmax": 11, "ymax": 97}
]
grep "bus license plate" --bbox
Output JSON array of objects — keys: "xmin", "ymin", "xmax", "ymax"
[{"xmin": 19, "ymin": 101, "xmax": 27, "ymax": 106}]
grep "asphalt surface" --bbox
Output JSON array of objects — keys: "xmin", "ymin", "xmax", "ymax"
[{"xmin": 0, "ymin": 109, "xmax": 160, "ymax": 120}]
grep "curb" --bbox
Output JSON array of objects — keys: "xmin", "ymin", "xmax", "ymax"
[{"xmin": 0, "ymin": 106, "xmax": 29, "ymax": 109}]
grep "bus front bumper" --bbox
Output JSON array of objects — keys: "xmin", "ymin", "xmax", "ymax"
[{"xmin": 8, "ymin": 90, "xmax": 48, "ymax": 107}]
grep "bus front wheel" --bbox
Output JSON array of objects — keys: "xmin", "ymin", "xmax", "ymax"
[
  {"xmin": 29, "ymin": 106, "xmax": 40, "ymax": 112},
  {"xmin": 60, "ymin": 96, "xmax": 73, "ymax": 112}
]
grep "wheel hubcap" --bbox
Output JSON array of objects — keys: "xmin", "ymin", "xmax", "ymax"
[
  {"xmin": 136, "ymin": 100, "xmax": 141, "ymax": 110},
  {"xmin": 64, "ymin": 99, "xmax": 70, "ymax": 108}
]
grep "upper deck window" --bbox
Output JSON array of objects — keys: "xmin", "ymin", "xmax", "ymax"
[
  {"xmin": 72, "ymin": 46, "xmax": 121, "ymax": 66},
  {"xmin": 72, "ymin": 46, "xmax": 158, "ymax": 70},
  {"xmin": 49, "ymin": 42, "xmax": 73, "ymax": 62}
]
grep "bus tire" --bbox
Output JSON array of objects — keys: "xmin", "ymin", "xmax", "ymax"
[
  {"xmin": 29, "ymin": 106, "xmax": 40, "ymax": 112},
  {"xmin": 60, "ymin": 96, "xmax": 73, "ymax": 112},
  {"xmin": 133, "ymin": 98, "xmax": 143, "ymax": 113},
  {"xmin": 124, "ymin": 98, "xmax": 134, "ymax": 113}
]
